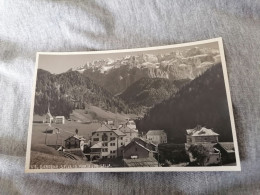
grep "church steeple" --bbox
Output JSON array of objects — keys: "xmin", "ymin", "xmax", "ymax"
[
  {"xmin": 46, "ymin": 103, "xmax": 53, "ymax": 124},
  {"xmin": 47, "ymin": 104, "xmax": 50, "ymax": 114},
  {"xmin": 47, "ymin": 103, "xmax": 51, "ymax": 114}
]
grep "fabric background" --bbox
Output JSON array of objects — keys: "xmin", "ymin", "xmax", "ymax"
[{"xmin": 0, "ymin": 0, "xmax": 260, "ymax": 194}]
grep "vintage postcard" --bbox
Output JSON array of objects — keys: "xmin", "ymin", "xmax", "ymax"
[{"xmin": 25, "ymin": 38, "xmax": 241, "ymax": 173}]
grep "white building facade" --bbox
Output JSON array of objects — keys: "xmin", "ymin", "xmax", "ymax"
[
  {"xmin": 90, "ymin": 125, "xmax": 125, "ymax": 160},
  {"xmin": 119, "ymin": 125, "xmax": 139, "ymax": 145},
  {"xmin": 146, "ymin": 130, "xmax": 167, "ymax": 145},
  {"xmin": 55, "ymin": 116, "xmax": 65, "ymax": 124}
]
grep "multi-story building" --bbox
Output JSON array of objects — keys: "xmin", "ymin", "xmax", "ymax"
[
  {"xmin": 146, "ymin": 130, "xmax": 167, "ymax": 145},
  {"xmin": 119, "ymin": 124, "xmax": 139, "ymax": 145},
  {"xmin": 90, "ymin": 124, "xmax": 125, "ymax": 160},
  {"xmin": 185, "ymin": 126, "xmax": 221, "ymax": 166},
  {"xmin": 185, "ymin": 126, "xmax": 219, "ymax": 150}
]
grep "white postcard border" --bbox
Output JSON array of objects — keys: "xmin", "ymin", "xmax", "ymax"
[{"xmin": 25, "ymin": 37, "xmax": 241, "ymax": 173}]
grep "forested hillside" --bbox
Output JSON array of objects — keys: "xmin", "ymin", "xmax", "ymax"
[
  {"xmin": 34, "ymin": 69, "xmax": 131, "ymax": 118},
  {"xmin": 120, "ymin": 77, "xmax": 189, "ymax": 108},
  {"xmin": 136, "ymin": 63, "xmax": 233, "ymax": 143}
]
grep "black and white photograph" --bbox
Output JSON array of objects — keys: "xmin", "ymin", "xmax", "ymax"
[{"xmin": 25, "ymin": 38, "xmax": 240, "ymax": 172}]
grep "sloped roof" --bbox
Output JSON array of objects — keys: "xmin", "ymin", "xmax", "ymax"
[
  {"xmin": 119, "ymin": 125, "xmax": 138, "ymax": 133},
  {"xmin": 123, "ymin": 157, "xmax": 159, "ymax": 167},
  {"xmin": 186, "ymin": 127, "xmax": 219, "ymax": 136},
  {"xmin": 65, "ymin": 135, "xmax": 86, "ymax": 141},
  {"xmin": 91, "ymin": 141, "xmax": 103, "ymax": 149},
  {"xmin": 134, "ymin": 141, "xmax": 152, "ymax": 152},
  {"xmin": 217, "ymin": 142, "xmax": 235, "ymax": 153},
  {"xmin": 95, "ymin": 124, "xmax": 112, "ymax": 132},
  {"xmin": 133, "ymin": 137, "xmax": 157, "ymax": 147},
  {"xmin": 93, "ymin": 125, "xmax": 125, "ymax": 137},
  {"xmin": 124, "ymin": 140, "xmax": 156, "ymax": 153},
  {"xmin": 46, "ymin": 112, "xmax": 53, "ymax": 118},
  {"xmin": 113, "ymin": 130, "xmax": 126, "ymax": 136},
  {"xmin": 43, "ymin": 126, "xmax": 55, "ymax": 133},
  {"xmin": 56, "ymin": 116, "xmax": 64, "ymax": 119},
  {"xmin": 146, "ymin": 130, "xmax": 166, "ymax": 136},
  {"xmin": 74, "ymin": 135, "xmax": 86, "ymax": 141}
]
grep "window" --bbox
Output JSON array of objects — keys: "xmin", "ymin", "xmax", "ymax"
[
  {"xmin": 97, "ymin": 134, "xmax": 99, "ymax": 136},
  {"xmin": 102, "ymin": 133, "xmax": 108, "ymax": 141},
  {"xmin": 110, "ymin": 150, "xmax": 116, "ymax": 154},
  {"xmin": 93, "ymin": 138, "xmax": 99, "ymax": 141},
  {"xmin": 110, "ymin": 133, "xmax": 112, "ymax": 135},
  {"xmin": 121, "ymin": 143, "xmax": 123, "ymax": 146},
  {"xmin": 102, "ymin": 143, "xmax": 108, "ymax": 147},
  {"xmin": 110, "ymin": 137, "xmax": 116, "ymax": 141},
  {"xmin": 110, "ymin": 143, "xmax": 115, "ymax": 146},
  {"xmin": 102, "ymin": 148, "xmax": 108, "ymax": 152},
  {"xmin": 135, "ymin": 147, "xmax": 137, "ymax": 152},
  {"xmin": 120, "ymin": 137, "xmax": 123, "ymax": 140}
]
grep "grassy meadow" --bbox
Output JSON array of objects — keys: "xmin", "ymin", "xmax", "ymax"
[{"xmin": 30, "ymin": 106, "xmax": 136, "ymax": 168}]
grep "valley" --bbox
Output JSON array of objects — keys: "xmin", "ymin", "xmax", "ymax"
[{"xmin": 33, "ymin": 46, "xmax": 227, "ymax": 144}]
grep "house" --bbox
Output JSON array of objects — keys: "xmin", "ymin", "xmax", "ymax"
[
  {"xmin": 146, "ymin": 130, "xmax": 167, "ymax": 145},
  {"xmin": 106, "ymin": 120, "xmax": 114, "ymax": 125},
  {"xmin": 45, "ymin": 106, "xmax": 53, "ymax": 123},
  {"xmin": 131, "ymin": 137, "xmax": 157, "ymax": 152},
  {"xmin": 214, "ymin": 142, "xmax": 236, "ymax": 164},
  {"xmin": 64, "ymin": 134, "xmax": 86, "ymax": 150},
  {"xmin": 125, "ymin": 119, "xmax": 137, "ymax": 130},
  {"xmin": 55, "ymin": 116, "xmax": 65, "ymax": 124},
  {"xmin": 43, "ymin": 126, "xmax": 55, "ymax": 134},
  {"xmin": 123, "ymin": 157, "xmax": 159, "ymax": 167},
  {"xmin": 119, "ymin": 125, "xmax": 139, "ymax": 145},
  {"xmin": 90, "ymin": 125, "xmax": 126, "ymax": 160},
  {"xmin": 123, "ymin": 138, "xmax": 157, "ymax": 159},
  {"xmin": 185, "ymin": 126, "xmax": 221, "ymax": 166},
  {"xmin": 185, "ymin": 126, "xmax": 219, "ymax": 149}
]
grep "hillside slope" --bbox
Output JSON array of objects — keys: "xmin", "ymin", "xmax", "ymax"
[
  {"xmin": 120, "ymin": 77, "xmax": 189, "ymax": 108},
  {"xmin": 34, "ymin": 69, "xmax": 131, "ymax": 117},
  {"xmin": 136, "ymin": 63, "xmax": 233, "ymax": 143}
]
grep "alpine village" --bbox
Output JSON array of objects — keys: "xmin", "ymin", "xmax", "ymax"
[{"xmin": 30, "ymin": 47, "xmax": 236, "ymax": 169}]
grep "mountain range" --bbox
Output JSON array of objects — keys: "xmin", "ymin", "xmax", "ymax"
[
  {"xmin": 34, "ymin": 69, "xmax": 188, "ymax": 117},
  {"xmin": 69, "ymin": 47, "xmax": 221, "ymax": 95},
  {"xmin": 35, "ymin": 50, "xmax": 233, "ymax": 144}
]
